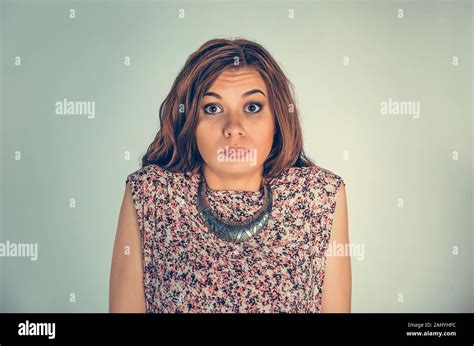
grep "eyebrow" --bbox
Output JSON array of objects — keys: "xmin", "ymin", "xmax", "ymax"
[{"xmin": 204, "ymin": 89, "xmax": 266, "ymax": 99}]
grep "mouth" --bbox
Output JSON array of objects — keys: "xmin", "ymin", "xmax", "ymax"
[{"xmin": 225, "ymin": 146, "xmax": 249, "ymax": 159}]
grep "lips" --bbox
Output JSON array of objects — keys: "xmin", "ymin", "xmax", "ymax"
[{"xmin": 225, "ymin": 146, "xmax": 248, "ymax": 158}]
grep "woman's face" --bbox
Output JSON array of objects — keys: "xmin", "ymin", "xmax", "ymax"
[{"xmin": 195, "ymin": 67, "xmax": 276, "ymax": 178}]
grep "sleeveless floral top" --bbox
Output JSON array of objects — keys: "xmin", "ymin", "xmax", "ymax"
[{"xmin": 125, "ymin": 164, "xmax": 345, "ymax": 313}]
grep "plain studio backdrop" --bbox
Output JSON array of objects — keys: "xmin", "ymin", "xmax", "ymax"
[{"xmin": 0, "ymin": 0, "xmax": 472, "ymax": 312}]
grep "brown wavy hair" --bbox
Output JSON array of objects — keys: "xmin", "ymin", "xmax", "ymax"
[{"xmin": 142, "ymin": 37, "xmax": 315, "ymax": 179}]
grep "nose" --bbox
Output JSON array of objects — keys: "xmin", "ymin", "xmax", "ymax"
[{"xmin": 223, "ymin": 113, "xmax": 245, "ymax": 138}]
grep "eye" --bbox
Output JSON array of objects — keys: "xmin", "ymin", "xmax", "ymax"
[
  {"xmin": 203, "ymin": 103, "xmax": 222, "ymax": 115},
  {"xmin": 245, "ymin": 102, "xmax": 263, "ymax": 114}
]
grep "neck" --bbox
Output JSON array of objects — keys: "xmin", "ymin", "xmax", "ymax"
[{"xmin": 201, "ymin": 165, "xmax": 264, "ymax": 192}]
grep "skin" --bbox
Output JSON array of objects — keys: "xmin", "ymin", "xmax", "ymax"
[
  {"xmin": 109, "ymin": 68, "xmax": 351, "ymax": 313},
  {"xmin": 320, "ymin": 184, "xmax": 351, "ymax": 312},
  {"xmin": 109, "ymin": 184, "xmax": 146, "ymax": 313}
]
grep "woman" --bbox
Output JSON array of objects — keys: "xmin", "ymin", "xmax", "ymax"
[{"xmin": 109, "ymin": 38, "xmax": 351, "ymax": 313}]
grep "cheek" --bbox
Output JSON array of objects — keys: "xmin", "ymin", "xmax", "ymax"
[
  {"xmin": 261, "ymin": 112, "xmax": 275, "ymax": 141},
  {"xmin": 253, "ymin": 114, "xmax": 275, "ymax": 156},
  {"xmin": 195, "ymin": 124, "xmax": 206, "ymax": 150},
  {"xmin": 195, "ymin": 122, "xmax": 204, "ymax": 143},
  {"xmin": 195, "ymin": 121, "xmax": 217, "ymax": 157},
  {"xmin": 196, "ymin": 117, "xmax": 211, "ymax": 139}
]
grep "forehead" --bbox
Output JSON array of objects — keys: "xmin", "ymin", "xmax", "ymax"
[{"xmin": 207, "ymin": 68, "xmax": 268, "ymax": 94}]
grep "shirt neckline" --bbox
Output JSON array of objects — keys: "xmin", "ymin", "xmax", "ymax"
[{"xmin": 202, "ymin": 175, "xmax": 265, "ymax": 198}]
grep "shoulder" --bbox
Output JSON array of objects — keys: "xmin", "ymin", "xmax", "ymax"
[
  {"xmin": 125, "ymin": 164, "xmax": 170, "ymax": 199},
  {"xmin": 285, "ymin": 165, "xmax": 345, "ymax": 215},
  {"xmin": 311, "ymin": 165, "xmax": 345, "ymax": 195},
  {"xmin": 309, "ymin": 165, "xmax": 346, "ymax": 217},
  {"xmin": 126, "ymin": 164, "xmax": 169, "ymax": 183},
  {"xmin": 274, "ymin": 165, "xmax": 345, "ymax": 193}
]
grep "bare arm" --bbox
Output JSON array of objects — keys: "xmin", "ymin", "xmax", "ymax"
[
  {"xmin": 320, "ymin": 183, "xmax": 352, "ymax": 313},
  {"xmin": 109, "ymin": 182, "xmax": 147, "ymax": 313}
]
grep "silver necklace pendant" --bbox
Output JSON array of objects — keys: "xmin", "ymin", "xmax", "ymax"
[{"xmin": 196, "ymin": 174, "xmax": 273, "ymax": 243}]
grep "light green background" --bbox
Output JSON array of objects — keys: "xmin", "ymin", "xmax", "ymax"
[{"xmin": 0, "ymin": 0, "xmax": 472, "ymax": 312}]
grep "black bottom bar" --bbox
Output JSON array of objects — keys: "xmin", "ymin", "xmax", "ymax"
[{"xmin": 0, "ymin": 313, "xmax": 472, "ymax": 345}]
